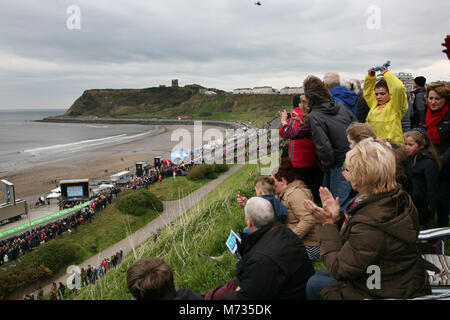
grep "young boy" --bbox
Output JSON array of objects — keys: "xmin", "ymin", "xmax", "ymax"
[
  {"xmin": 237, "ymin": 176, "xmax": 288, "ymax": 229},
  {"xmin": 127, "ymin": 257, "xmax": 203, "ymax": 300}
]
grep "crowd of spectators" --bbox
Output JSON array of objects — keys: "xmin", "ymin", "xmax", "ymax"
[
  {"xmin": 127, "ymin": 163, "xmax": 192, "ymax": 189},
  {"xmin": 0, "ymin": 194, "xmax": 112, "ymax": 266},
  {"xmin": 126, "ymin": 56, "xmax": 450, "ymax": 300},
  {"xmin": 23, "ymin": 248, "xmax": 124, "ymax": 300},
  {"xmin": 8, "ymin": 45, "xmax": 450, "ymax": 300},
  {"xmin": 1, "ymin": 160, "xmax": 199, "ymax": 269},
  {"xmin": 1, "ymin": 160, "xmax": 199, "ymax": 266}
]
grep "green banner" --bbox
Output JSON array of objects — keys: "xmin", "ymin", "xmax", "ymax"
[{"xmin": 0, "ymin": 200, "xmax": 93, "ymax": 239}]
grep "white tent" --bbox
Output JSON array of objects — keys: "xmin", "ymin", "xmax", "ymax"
[
  {"xmin": 51, "ymin": 187, "xmax": 61, "ymax": 193},
  {"xmin": 46, "ymin": 192, "xmax": 61, "ymax": 199},
  {"xmin": 93, "ymin": 184, "xmax": 114, "ymax": 195}
]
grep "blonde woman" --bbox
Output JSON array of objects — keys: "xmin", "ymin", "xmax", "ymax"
[{"xmin": 304, "ymin": 138, "xmax": 430, "ymax": 300}]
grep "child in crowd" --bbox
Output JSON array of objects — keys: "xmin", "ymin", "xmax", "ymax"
[
  {"xmin": 237, "ymin": 176, "xmax": 288, "ymax": 234},
  {"xmin": 345, "ymin": 122, "xmax": 377, "ymax": 149},
  {"xmin": 404, "ymin": 129, "xmax": 441, "ymax": 230},
  {"xmin": 127, "ymin": 257, "xmax": 203, "ymax": 300},
  {"xmin": 345, "ymin": 122, "xmax": 412, "ymax": 195}
]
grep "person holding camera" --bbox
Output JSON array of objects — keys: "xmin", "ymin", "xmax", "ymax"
[
  {"xmin": 363, "ymin": 66, "xmax": 409, "ymax": 144},
  {"xmin": 278, "ymin": 94, "xmax": 322, "ymax": 203}
]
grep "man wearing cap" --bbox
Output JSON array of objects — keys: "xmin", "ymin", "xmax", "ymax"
[{"xmin": 410, "ymin": 76, "xmax": 427, "ymax": 128}]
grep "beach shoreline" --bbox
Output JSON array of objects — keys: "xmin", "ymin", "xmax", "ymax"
[{"xmin": 0, "ymin": 124, "xmax": 229, "ymax": 206}]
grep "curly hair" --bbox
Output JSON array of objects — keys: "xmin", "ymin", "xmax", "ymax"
[
  {"xmin": 425, "ymin": 81, "xmax": 450, "ymax": 103},
  {"xmin": 346, "ymin": 138, "xmax": 397, "ymax": 195},
  {"xmin": 303, "ymin": 75, "xmax": 331, "ymax": 106}
]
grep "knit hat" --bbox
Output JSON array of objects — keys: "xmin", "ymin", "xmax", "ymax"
[{"xmin": 414, "ymin": 76, "xmax": 426, "ymax": 87}]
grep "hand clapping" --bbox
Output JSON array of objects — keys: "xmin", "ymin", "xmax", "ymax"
[{"xmin": 304, "ymin": 187, "xmax": 341, "ymax": 225}]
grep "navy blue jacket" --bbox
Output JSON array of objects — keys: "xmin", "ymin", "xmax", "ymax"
[
  {"xmin": 407, "ymin": 152, "xmax": 440, "ymax": 212},
  {"xmin": 260, "ymin": 194, "xmax": 288, "ymax": 224},
  {"xmin": 330, "ymin": 86, "xmax": 358, "ymax": 118}
]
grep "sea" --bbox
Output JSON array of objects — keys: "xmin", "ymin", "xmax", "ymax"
[{"xmin": 0, "ymin": 109, "xmax": 162, "ymax": 174}]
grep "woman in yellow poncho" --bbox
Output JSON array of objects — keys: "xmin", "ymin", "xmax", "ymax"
[{"xmin": 363, "ymin": 66, "xmax": 408, "ymax": 144}]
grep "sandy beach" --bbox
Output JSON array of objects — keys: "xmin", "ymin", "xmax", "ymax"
[{"xmin": 0, "ymin": 124, "xmax": 228, "ymax": 205}]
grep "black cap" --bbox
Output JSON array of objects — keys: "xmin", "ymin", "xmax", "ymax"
[{"xmin": 414, "ymin": 76, "xmax": 426, "ymax": 87}]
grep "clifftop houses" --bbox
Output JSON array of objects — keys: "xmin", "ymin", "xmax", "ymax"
[{"xmin": 233, "ymin": 86, "xmax": 303, "ymax": 95}]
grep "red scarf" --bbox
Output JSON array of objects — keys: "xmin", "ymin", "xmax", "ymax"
[{"xmin": 426, "ymin": 104, "xmax": 449, "ymax": 144}]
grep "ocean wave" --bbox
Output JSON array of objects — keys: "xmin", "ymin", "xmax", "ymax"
[
  {"xmin": 85, "ymin": 125, "xmax": 109, "ymax": 129},
  {"xmin": 23, "ymin": 130, "xmax": 156, "ymax": 155}
]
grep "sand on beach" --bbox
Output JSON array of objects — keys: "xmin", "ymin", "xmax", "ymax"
[{"xmin": 0, "ymin": 124, "xmax": 229, "ymax": 205}]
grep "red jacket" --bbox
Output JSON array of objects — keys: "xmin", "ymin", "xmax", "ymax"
[{"xmin": 279, "ymin": 107, "xmax": 317, "ymax": 168}]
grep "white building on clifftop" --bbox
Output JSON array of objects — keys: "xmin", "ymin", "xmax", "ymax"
[
  {"xmin": 280, "ymin": 87, "xmax": 303, "ymax": 95},
  {"xmin": 233, "ymin": 86, "xmax": 279, "ymax": 94},
  {"xmin": 233, "ymin": 88, "xmax": 253, "ymax": 94}
]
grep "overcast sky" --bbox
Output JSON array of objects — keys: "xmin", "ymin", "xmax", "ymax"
[{"xmin": 0, "ymin": 0, "xmax": 449, "ymax": 109}]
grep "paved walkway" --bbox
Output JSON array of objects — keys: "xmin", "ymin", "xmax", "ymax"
[{"xmin": 13, "ymin": 164, "xmax": 243, "ymax": 299}]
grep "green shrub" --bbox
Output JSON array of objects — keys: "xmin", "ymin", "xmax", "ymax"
[
  {"xmin": 211, "ymin": 163, "xmax": 229, "ymax": 173},
  {"xmin": 186, "ymin": 163, "xmax": 213, "ymax": 180},
  {"xmin": 206, "ymin": 172, "xmax": 218, "ymax": 179},
  {"xmin": 118, "ymin": 188, "xmax": 163, "ymax": 216},
  {"xmin": 20, "ymin": 241, "xmax": 82, "ymax": 274},
  {"xmin": 187, "ymin": 163, "xmax": 229, "ymax": 181},
  {"xmin": 0, "ymin": 241, "xmax": 80, "ymax": 297}
]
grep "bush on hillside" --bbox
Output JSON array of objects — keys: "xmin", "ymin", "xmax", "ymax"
[
  {"xmin": 20, "ymin": 241, "xmax": 82, "ymax": 274},
  {"xmin": 0, "ymin": 241, "xmax": 81, "ymax": 297},
  {"xmin": 118, "ymin": 188, "xmax": 163, "ymax": 216},
  {"xmin": 186, "ymin": 163, "xmax": 229, "ymax": 181},
  {"xmin": 211, "ymin": 163, "xmax": 229, "ymax": 173},
  {"xmin": 0, "ymin": 264, "xmax": 52, "ymax": 297}
]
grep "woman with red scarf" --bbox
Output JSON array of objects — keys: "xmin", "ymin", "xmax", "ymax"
[{"xmin": 425, "ymin": 81, "xmax": 450, "ymax": 239}]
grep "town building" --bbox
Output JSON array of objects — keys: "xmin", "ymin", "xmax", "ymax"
[
  {"xmin": 280, "ymin": 87, "xmax": 303, "ymax": 95},
  {"xmin": 233, "ymin": 88, "xmax": 253, "ymax": 94},
  {"xmin": 396, "ymin": 72, "xmax": 414, "ymax": 92}
]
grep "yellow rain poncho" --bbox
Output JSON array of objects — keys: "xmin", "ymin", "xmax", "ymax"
[{"xmin": 364, "ymin": 71, "xmax": 408, "ymax": 144}]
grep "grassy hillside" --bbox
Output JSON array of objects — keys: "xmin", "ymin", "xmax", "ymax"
[
  {"xmin": 71, "ymin": 164, "xmax": 325, "ymax": 300},
  {"xmin": 64, "ymin": 86, "xmax": 292, "ymax": 128}
]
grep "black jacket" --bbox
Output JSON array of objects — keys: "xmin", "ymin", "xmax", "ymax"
[
  {"xmin": 433, "ymin": 109, "xmax": 450, "ymax": 178},
  {"xmin": 308, "ymin": 100, "xmax": 357, "ymax": 169},
  {"xmin": 174, "ymin": 288, "xmax": 204, "ymax": 300},
  {"xmin": 411, "ymin": 87, "xmax": 427, "ymax": 128},
  {"xmin": 407, "ymin": 152, "xmax": 440, "ymax": 216},
  {"xmin": 225, "ymin": 222, "xmax": 314, "ymax": 300},
  {"xmin": 356, "ymin": 91, "xmax": 370, "ymax": 123}
]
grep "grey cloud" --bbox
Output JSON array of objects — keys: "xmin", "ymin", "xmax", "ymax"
[{"xmin": 0, "ymin": 0, "xmax": 449, "ymax": 108}]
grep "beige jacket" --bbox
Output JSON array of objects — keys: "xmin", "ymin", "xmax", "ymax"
[{"xmin": 278, "ymin": 179, "xmax": 320, "ymax": 247}]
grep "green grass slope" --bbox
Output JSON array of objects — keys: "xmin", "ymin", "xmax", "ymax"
[{"xmin": 72, "ymin": 164, "xmax": 325, "ymax": 300}]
